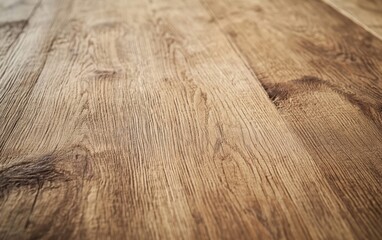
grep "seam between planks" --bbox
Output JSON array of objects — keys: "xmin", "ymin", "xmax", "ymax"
[
  {"xmin": 320, "ymin": 0, "xmax": 382, "ymax": 41},
  {"xmin": 197, "ymin": 0, "xmax": 292, "ymax": 117},
  {"xmin": 0, "ymin": 0, "xmax": 73, "ymax": 153},
  {"xmin": 189, "ymin": 2, "xmax": 367, "ymax": 239},
  {"xmin": 0, "ymin": 0, "xmax": 44, "ymax": 65},
  {"xmin": 197, "ymin": 0, "xmax": 329, "ymax": 164},
  {"xmin": 0, "ymin": 48, "xmax": 51, "ymax": 153}
]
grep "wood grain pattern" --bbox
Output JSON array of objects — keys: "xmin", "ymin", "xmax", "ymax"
[
  {"xmin": 202, "ymin": 0, "xmax": 382, "ymax": 239},
  {"xmin": 0, "ymin": 0, "xmax": 40, "ymax": 63},
  {"xmin": 324, "ymin": 0, "xmax": 382, "ymax": 38},
  {"xmin": 0, "ymin": 0, "xmax": 381, "ymax": 239}
]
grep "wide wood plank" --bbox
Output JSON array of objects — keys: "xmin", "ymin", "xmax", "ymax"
[
  {"xmin": 0, "ymin": 0, "xmax": 369, "ymax": 239},
  {"xmin": 323, "ymin": 0, "xmax": 382, "ymax": 38},
  {"xmin": 201, "ymin": 0, "xmax": 382, "ymax": 239}
]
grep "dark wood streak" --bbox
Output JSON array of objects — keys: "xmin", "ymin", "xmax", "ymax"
[
  {"xmin": 0, "ymin": 145, "xmax": 92, "ymax": 239},
  {"xmin": 0, "ymin": 155, "xmax": 66, "ymax": 199},
  {"xmin": 263, "ymin": 76, "xmax": 382, "ymax": 130},
  {"xmin": 0, "ymin": 20, "xmax": 28, "ymax": 30},
  {"xmin": 0, "ymin": 145, "xmax": 92, "ymax": 199}
]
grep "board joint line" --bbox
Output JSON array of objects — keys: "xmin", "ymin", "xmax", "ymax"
[{"xmin": 320, "ymin": 0, "xmax": 382, "ymax": 41}]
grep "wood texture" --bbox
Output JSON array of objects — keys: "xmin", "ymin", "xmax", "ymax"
[
  {"xmin": 0, "ymin": 0, "xmax": 40, "ymax": 63},
  {"xmin": 202, "ymin": 0, "xmax": 382, "ymax": 239},
  {"xmin": 324, "ymin": 0, "xmax": 382, "ymax": 38},
  {"xmin": 0, "ymin": 0, "xmax": 381, "ymax": 239}
]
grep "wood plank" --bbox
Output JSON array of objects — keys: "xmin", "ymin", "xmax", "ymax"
[
  {"xmin": 323, "ymin": 0, "xmax": 382, "ymax": 39},
  {"xmin": 0, "ymin": 0, "xmax": 74, "ymax": 156},
  {"xmin": 0, "ymin": 0, "xmax": 366, "ymax": 239},
  {"xmin": 0, "ymin": 0, "xmax": 40, "ymax": 63},
  {"xmin": 201, "ymin": 0, "xmax": 382, "ymax": 239},
  {"xmin": 0, "ymin": 0, "xmax": 77, "ymax": 238}
]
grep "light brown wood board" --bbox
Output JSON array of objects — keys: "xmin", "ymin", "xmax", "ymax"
[{"xmin": 0, "ymin": 0, "xmax": 381, "ymax": 239}]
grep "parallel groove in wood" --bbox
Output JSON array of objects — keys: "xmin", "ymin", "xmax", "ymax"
[{"xmin": 0, "ymin": 0, "xmax": 381, "ymax": 239}]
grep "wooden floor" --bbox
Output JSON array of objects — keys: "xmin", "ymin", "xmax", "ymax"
[{"xmin": 0, "ymin": 0, "xmax": 381, "ymax": 239}]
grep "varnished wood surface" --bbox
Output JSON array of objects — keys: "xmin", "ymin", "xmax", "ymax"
[{"xmin": 0, "ymin": 0, "xmax": 381, "ymax": 239}]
